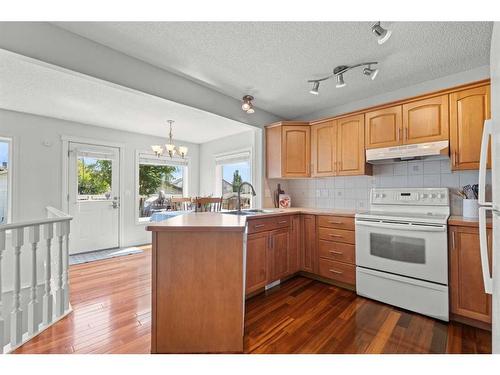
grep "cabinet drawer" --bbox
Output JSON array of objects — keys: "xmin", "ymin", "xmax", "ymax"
[
  {"xmin": 247, "ymin": 216, "xmax": 291, "ymax": 234},
  {"xmin": 317, "ymin": 215, "xmax": 354, "ymax": 230},
  {"xmin": 318, "ymin": 227, "xmax": 355, "ymax": 244},
  {"xmin": 318, "ymin": 240, "xmax": 355, "ymax": 264},
  {"xmin": 318, "ymin": 258, "xmax": 356, "ymax": 285}
]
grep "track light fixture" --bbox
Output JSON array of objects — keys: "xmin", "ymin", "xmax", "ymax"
[
  {"xmin": 371, "ymin": 22, "xmax": 392, "ymax": 45},
  {"xmin": 335, "ymin": 73, "xmax": 346, "ymax": 88},
  {"xmin": 308, "ymin": 62, "xmax": 378, "ymax": 94},
  {"xmin": 363, "ymin": 65, "xmax": 379, "ymax": 80},
  {"xmin": 309, "ymin": 81, "xmax": 320, "ymax": 95},
  {"xmin": 241, "ymin": 95, "xmax": 255, "ymax": 114}
]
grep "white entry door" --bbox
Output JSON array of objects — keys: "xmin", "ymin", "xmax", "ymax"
[{"xmin": 68, "ymin": 142, "xmax": 120, "ymax": 254}]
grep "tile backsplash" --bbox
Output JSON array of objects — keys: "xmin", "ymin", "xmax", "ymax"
[{"xmin": 269, "ymin": 158, "xmax": 491, "ymax": 215}]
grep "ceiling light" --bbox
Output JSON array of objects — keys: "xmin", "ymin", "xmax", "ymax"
[
  {"xmin": 309, "ymin": 81, "xmax": 320, "ymax": 95},
  {"xmin": 363, "ymin": 66, "xmax": 379, "ymax": 80},
  {"xmin": 335, "ymin": 73, "xmax": 346, "ymax": 88},
  {"xmin": 151, "ymin": 120, "xmax": 188, "ymax": 158},
  {"xmin": 372, "ymin": 22, "xmax": 392, "ymax": 45},
  {"xmin": 241, "ymin": 95, "xmax": 255, "ymax": 113}
]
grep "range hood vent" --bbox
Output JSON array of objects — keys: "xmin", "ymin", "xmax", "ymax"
[{"xmin": 366, "ymin": 141, "xmax": 449, "ymax": 164}]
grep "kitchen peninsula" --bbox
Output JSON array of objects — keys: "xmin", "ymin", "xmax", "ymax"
[{"xmin": 146, "ymin": 208, "xmax": 356, "ymax": 353}]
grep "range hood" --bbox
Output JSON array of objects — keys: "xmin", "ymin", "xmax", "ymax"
[{"xmin": 366, "ymin": 141, "xmax": 449, "ymax": 164}]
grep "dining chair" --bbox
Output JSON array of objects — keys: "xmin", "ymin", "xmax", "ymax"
[
  {"xmin": 171, "ymin": 197, "xmax": 192, "ymax": 211},
  {"xmin": 194, "ymin": 197, "xmax": 223, "ymax": 212}
]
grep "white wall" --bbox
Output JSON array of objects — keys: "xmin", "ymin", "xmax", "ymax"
[
  {"xmin": 199, "ymin": 130, "xmax": 263, "ymax": 207},
  {"xmin": 0, "ymin": 108, "xmax": 200, "ymax": 247},
  {"xmin": 295, "ymin": 65, "xmax": 490, "ymax": 121}
]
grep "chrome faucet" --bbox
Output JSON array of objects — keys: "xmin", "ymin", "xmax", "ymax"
[{"xmin": 237, "ymin": 182, "xmax": 257, "ymax": 212}]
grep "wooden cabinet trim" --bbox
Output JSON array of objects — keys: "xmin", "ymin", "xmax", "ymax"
[{"xmin": 308, "ymin": 79, "xmax": 490, "ymax": 126}]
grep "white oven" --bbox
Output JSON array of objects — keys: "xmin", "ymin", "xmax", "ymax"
[
  {"xmin": 355, "ymin": 218, "xmax": 448, "ymax": 284},
  {"xmin": 355, "ymin": 188, "xmax": 450, "ymax": 321}
]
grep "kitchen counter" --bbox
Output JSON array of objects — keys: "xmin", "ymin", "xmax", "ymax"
[
  {"xmin": 448, "ymin": 215, "xmax": 493, "ymax": 228},
  {"xmin": 145, "ymin": 207, "xmax": 357, "ymax": 353}
]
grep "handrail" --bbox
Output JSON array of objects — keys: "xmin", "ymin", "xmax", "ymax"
[
  {"xmin": 0, "ymin": 205, "xmax": 72, "ymax": 354},
  {"xmin": 46, "ymin": 206, "xmax": 72, "ymax": 219},
  {"xmin": 0, "ymin": 207, "xmax": 72, "ymax": 232}
]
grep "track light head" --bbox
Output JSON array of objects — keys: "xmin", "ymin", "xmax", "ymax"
[
  {"xmin": 309, "ymin": 81, "xmax": 320, "ymax": 95},
  {"xmin": 372, "ymin": 22, "xmax": 392, "ymax": 45},
  {"xmin": 335, "ymin": 73, "xmax": 346, "ymax": 88},
  {"xmin": 241, "ymin": 95, "xmax": 255, "ymax": 114},
  {"xmin": 363, "ymin": 66, "xmax": 379, "ymax": 80}
]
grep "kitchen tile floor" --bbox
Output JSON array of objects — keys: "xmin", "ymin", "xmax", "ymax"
[{"xmin": 14, "ymin": 247, "xmax": 491, "ymax": 354}]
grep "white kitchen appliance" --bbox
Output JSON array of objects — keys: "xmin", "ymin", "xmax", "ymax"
[
  {"xmin": 478, "ymin": 22, "xmax": 500, "ymax": 353},
  {"xmin": 355, "ymin": 188, "xmax": 450, "ymax": 321}
]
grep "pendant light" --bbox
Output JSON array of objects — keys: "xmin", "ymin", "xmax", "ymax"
[{"xmin": 151, "ymin": 120, "xmax": 188, "ymax": 158}]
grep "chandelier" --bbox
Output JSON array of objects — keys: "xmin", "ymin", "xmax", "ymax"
[{"xmin": 151, "ymin": 120, "xmax": 188, "ymax": 158}]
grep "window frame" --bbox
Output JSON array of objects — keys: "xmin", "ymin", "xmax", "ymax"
[
  {"xmin": 135, "ymin": 150, "xmax": 190, "ymax": 225},
  {"xmin": 214, "ymin": 148, "xmax": 253, "ymax": 209},
  {"xmin": 0, "ymin": 136, "xmax": 12, "ymax": 225}
]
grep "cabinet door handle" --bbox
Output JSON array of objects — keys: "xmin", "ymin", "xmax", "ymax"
[
  {"xmin": 329, "ymin": 234, "xmax": 343, "ymax": 238},
  {"xmin": 278, "ymin": 220, "xmax": 287, "ymax": 224},
  {"xmin": 255, "ymin": 224, "xmax": 265, "ymax": 228},
  {"xmin": 329, "ymin": 250, "xmax": 343, "ymax": 255},
  {"xmin": 328, "ymin": 221, "xmax": 342, "ymax": 224},
  {"xmin": 451, "ymin": 231, "xmax": 456, "ymax": 249},
  {"xmin": 329, "ymin": 269, "xmax": 343, "ymax": 274},
  {"xmin": 403, "ymin": 127, "xmax": 408, "ymax": 141}
]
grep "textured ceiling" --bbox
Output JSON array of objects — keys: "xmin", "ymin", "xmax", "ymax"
[
  {"xmin": 0, "ymin": 51, "xmax": 252, "ymax": 144},
  {"xmin": 54, "ymin": 22, "xmax": 493, "ymax": 119}
]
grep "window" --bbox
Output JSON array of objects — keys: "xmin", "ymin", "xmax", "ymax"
[
  {"xmin": 0, "ymin": 137, "xmax": 11, "ymax": 224},
  {"xmin": 137, "ymin": 152, "xmax": 188, "ymax": 222},
  {"xmin": 215, "ymin": 150, "xmax": 252, "ymax": 210},
  {"xmin": 77, "ymin": 156, "xmax": 113, "ymax": 201}
]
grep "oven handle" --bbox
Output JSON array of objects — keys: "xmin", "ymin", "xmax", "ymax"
[{"xmin": 355, "ymin": 220, "xmax": 446, "ymax": 232}]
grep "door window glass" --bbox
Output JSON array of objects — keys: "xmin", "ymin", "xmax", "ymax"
[{"xmin": 78, "ymin": 157, "xmax": 113, "ymax": 201}]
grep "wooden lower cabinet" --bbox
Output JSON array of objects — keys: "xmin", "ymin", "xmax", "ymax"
[
  {"xmin": 301, "ymin": 214, "xmax": 317, "ymax": 273},
  {"xmin": 246, "ymin": 231, "xmax": 269, "ymax": 294},
  {"xmin": 318, "ymin": 258, "xmax": 356, "ymax": 285},
  {"xmin": 268, "ymin": 228, "xmax": 290, "ymax": 282},
  {"xmin": 288, "ymin": 214, "xmax": 301, "ymax": 274},
  {"xmin": 449, "ymin": 225, "xmax": 492, "ymax": 326}
]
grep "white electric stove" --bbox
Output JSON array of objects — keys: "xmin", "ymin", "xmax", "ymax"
[{"xmin": 355, "ymin": 188, "xmax": 450, "ymax": 321}]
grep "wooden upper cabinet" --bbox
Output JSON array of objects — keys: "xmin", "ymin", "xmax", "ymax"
[
  {"xmin": 266, "ymin": 122, "xmax": 310, "ymax": 178},
  {"xmin": 449, "ymin": 84, "xmax": 491, "ymax": 170},
  {"xmin": 311, "ymin": 121, "xmax": 336, "ymax": 177},
  {"xmin": 449, "ymin": 225, "xmax": 492, "ymax": 326},
  {"xmin": 402, "ymin": 95, "xmax": 449, "ymax": 144},
  {"xmin": 365, "ymin": 106, "xmax": 402, "ymax": 149},
  {"xmin": 336, "ymin": 114, "xmax": 370, "ymax": 176}
]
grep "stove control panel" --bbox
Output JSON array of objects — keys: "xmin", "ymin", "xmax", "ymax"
[{"xmin": 371, "ymin": 188, "xmax": 449, "ymax": 206}]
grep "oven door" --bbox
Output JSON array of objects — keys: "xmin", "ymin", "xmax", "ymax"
[{"xmin": 355, "ymin": 219, "xmax": 448, "ymax": 285}]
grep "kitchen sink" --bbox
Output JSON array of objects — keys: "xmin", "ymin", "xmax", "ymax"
[{"xmin": 223, "ymin": 209, "xmax": 274, "ymax": 216}]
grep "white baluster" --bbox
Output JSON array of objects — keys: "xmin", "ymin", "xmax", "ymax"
[
  {"xmin": 28, "ymin": 225, "xmax": 40, "ymax": 335},
  {"xmin": 0, "ymin": 230, "xmax": 6, "ymax": 352},
  {"xmin": 64, "ymin": 221, "xmax": 70, "ymax": 311},
  {"xmin": 10, "ymin": 227, "xmax": 24, "ymax": 346},
  {"xmin": 43, "ymin": 223, "xmax": 54, "ymax": 325},
  {"xmin": 55, "ymin": 222, "xmax": 65, "ymax": 316}
]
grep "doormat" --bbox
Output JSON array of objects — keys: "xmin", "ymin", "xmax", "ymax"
[{"xmin": 69, "ymin": 247, "xmax": 144, "ymax": 265}]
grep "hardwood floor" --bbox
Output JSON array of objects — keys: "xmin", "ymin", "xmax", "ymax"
[{"xmin": 14, "ymin": 247, "xmax": 491, "ymax": 354}]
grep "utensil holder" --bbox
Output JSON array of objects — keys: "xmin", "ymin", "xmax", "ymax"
[{"xmin": 463, "ymin": 199, "xmax": 479, "ymax": 219}]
